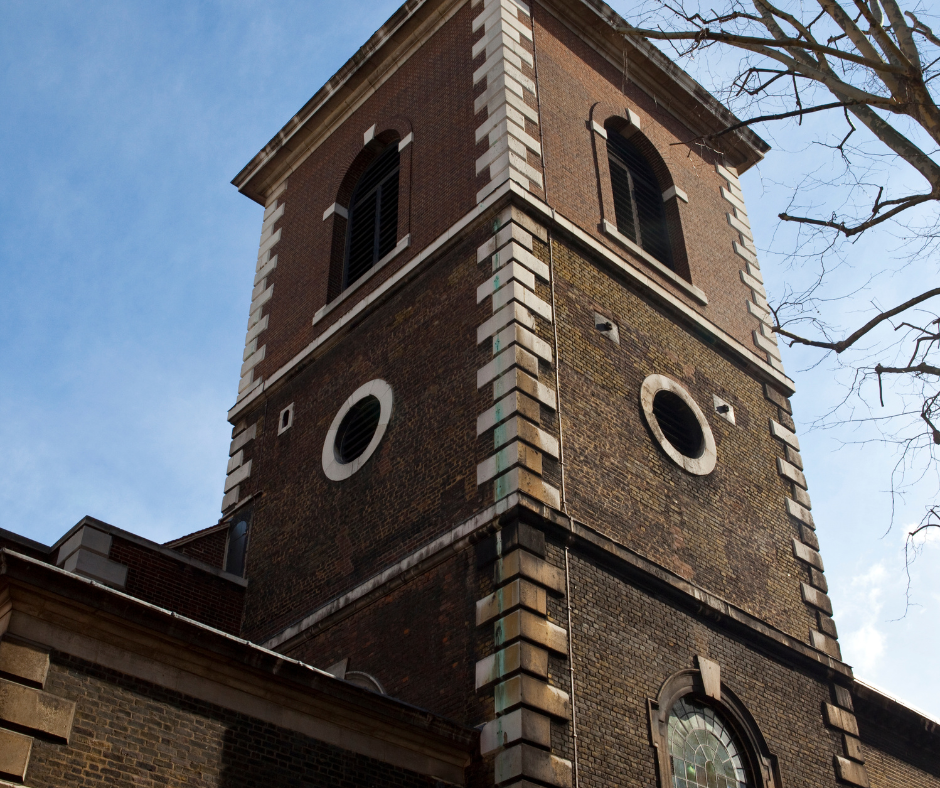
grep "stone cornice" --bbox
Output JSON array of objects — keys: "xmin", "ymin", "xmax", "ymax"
[
  {"xmin": 228, "ymin": 185, "xmax": 793, "ymax": 424},
  {"xmin": 49, "ymin": 515, "xmax": 248, "ymax": 587},
  {"xmin": 232, "ymin": 0, "xmax": 768, "ymax": 205},
  {"xmin": 257, "ymin": 495, "xmax": 851, "ymax": 682}
]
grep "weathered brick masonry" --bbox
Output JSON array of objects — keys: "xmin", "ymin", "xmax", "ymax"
[
  {"xmin": 27, "ymin": 654, "xmax": 442, "ymax": 788},
  {"xmin": 6, "ymin": 0, "xmax": 940, "ymax": 786},
  {"xmin": 238, "ymin": 226, "xmax": 492, "ymax": 643},
  {"xmin": 549, "ymin": 233, "xmax": 817, "ymax": 641},
  {"xmin": 216, "ymin": 0, "xmax": 939, "ymax": 785}
]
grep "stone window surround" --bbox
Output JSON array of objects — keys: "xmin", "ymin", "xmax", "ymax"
[
  {"xmin": 322, "ymin": 379, "xmax": 393, "ymax": 481},
  {"xmin": 277, "ymin": 402, "xmax": 295, "ymax": 435},
  {"xmin": 589, "ymin": 103, "xmax": 698, "ymax": 300},
  {"xmin": 640, "ymin": 374, "xmax": 718, "ymax": 476},
  {"xmin": 649, "ymin": 663, "xmax": 780, "ymax": 788},
  {"xmin": 321, "ymin": 118, "xmax": 414, "ymax": 308}
]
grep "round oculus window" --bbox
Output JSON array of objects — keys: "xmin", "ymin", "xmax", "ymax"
[
  {"xmin": 653, "ymin": 390, "xmax": 704, "ymax": 458},
  {"xmin": 322, "ymin": 379, "xmax": 393, "ymax": 481},
  {"xmin": 335, "ymin": 395, "xmax": 381, "ymax": 463},
  {"xmin": 640, "ymin": 374, "xmax": 717, "ymax": 475}
]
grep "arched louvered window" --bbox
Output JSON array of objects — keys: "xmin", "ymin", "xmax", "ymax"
[
  {"xmin": 606, "ymin": 127, "xmax": 674, "ymax": 270},
  {"xmin": 344, "ymin": 142, "xmax": 400, "ymax": 290}
]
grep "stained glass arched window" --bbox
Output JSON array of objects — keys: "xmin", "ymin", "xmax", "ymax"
[{"xmin": 668, "ymin": 697, "xmax": 751, "ymax": 788}]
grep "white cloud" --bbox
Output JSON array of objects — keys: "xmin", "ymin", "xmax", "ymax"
[
  {"xmin": 844, "ymin": 623, "xmax": 886, "ymax": 676},
  {"xmin": 838, "ymin": 562, "xmax": 890, "ymax": 677}
]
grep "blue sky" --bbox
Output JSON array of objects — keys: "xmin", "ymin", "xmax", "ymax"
[{"xmin": 1, "ymin": 1, "xmax": 937, "ymax": 718}]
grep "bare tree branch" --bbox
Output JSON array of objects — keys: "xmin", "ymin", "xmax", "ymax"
[{"xmin": 773, "ymin": 288, "xmax": 940, "ymax": 351}]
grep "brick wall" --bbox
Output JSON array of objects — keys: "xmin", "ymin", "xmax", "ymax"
[
  {"xmin": 858, "ymin": 714, "xmax": 940, "ymax": 787},
  {"xmin": 548, "ymin": 233, "xmax": 817, "ymax": 642},
  {"xmin": 548, "ymin": 541, "xmax": 843, "ymax": 787},
  {"xmin": 109, "ymin": 537, "xmax": 244, "ymax": 635},
  {"xmin": 532, "ymin": 6, "xmax": 761, "ymax": 351},
  {"xmin": 247, "ymin": 0, "xmax": 768, "ymax": 397},
  {"xmin": 238, "ymin": 225, "xmax": 493, "ymax": 643},
  {"xmin": 286, "ymin": 547, "xmax": 492, "ymax": 726},
  {"xmin": 169, "ymin": 528, "xmax": 228, "ymax": 569},
  {"xmin": 250, "ymin": 3, "xmax": 482, "ymax": 383},
  {"xmin": 25, "ymin": 652, "xmax": 441, "ymax": 788}
]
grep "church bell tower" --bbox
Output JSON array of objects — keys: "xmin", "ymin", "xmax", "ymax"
[{"xmin": 217, "ymin": 0, "xmax": 870, "ymax": 785}]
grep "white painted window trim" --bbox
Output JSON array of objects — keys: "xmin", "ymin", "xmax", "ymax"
[
  {"xmin": 640, "ymin": 374, "xmax": 717, "ymax": 476},
  {"xmin": 323, "ymin": 203, "xmax": 348, "ymax": 221},
  {"xmin": 322, "ymin": 379, "xmax": 394, "ymax": 481}
]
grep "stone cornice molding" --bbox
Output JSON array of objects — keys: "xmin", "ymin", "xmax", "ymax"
[{"xmin": 228, "ymin": 185, "xmax": 794, "ymax": 424}]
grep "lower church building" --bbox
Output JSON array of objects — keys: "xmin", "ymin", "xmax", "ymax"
[{"xmin": 3, "ymin": 0, "xmax": 939, "ymax": 786}]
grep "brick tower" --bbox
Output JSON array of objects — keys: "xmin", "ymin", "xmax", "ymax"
[{"xmin": 218, "ymin": 0, "xmax": 874, "ymax": 786}]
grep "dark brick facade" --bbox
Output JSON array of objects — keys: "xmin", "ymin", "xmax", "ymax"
[
  {"xmin": 250, "ymin": 3, "xmax": 483, "ymax": 383},
  {"xmin": 238, "ymin": 226, "xmax": 492, "ymax": 643},
  {"xmin": 167, "ymin": 526, "xmax": 228, "ymax": 569},
  {"xmin": 286, "ymin": 548, "xmax": 492, "ymax": 726},
  {"xmin": 26, "ymin": 652, "xmax": 442, "ymax": 788},
  {"xmin": 548, "ymin": 234, "xmax": 817, "ymax": 642},
  {"xmin": 547, "ymin": 540, "xmax": 843, "ymax": 787},
  {"xmin": 531, "ymin": 7, "xmax": 760, "ymax": 349},
  {"xmin": 109, "ymin": 536, "xmax": 244, "ymax": 635}
]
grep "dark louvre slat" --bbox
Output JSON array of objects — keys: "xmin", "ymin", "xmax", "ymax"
[
  {"xmin": 345, "ymin": 191, "xmax": 378, "ymax": 287},
  {"xmin": 352, "ymin": 144, "xmax": 400, "ymax": 205},
  {"xmin": 609, "ymin": 158, "xmax": 638, "ymax": 243},
  {"xmin": 653, "ymin": 391, "xmax": 702, "ymax": 457},
  {"xmin": 343, "ymin": 141, "xmax": 401, "ymax": 290},
  {"xmin": 633, "ymin": 172, "xmax": 673, "ymax": 269},
  {"xmin": 606, "ymin": 129, "xmax": 674, "ymax": 270},
  {"xmin": 377, "ymin": 172, "xmax": 399, "ymax": 259},
  {"xmin": 336, "ymin": 396, "xmax": 382, "ymax": 463}
]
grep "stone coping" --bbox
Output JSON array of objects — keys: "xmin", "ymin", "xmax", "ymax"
[{"xmin": 46, "ymin": 516, "xmax": 248, "ymax": 588}]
